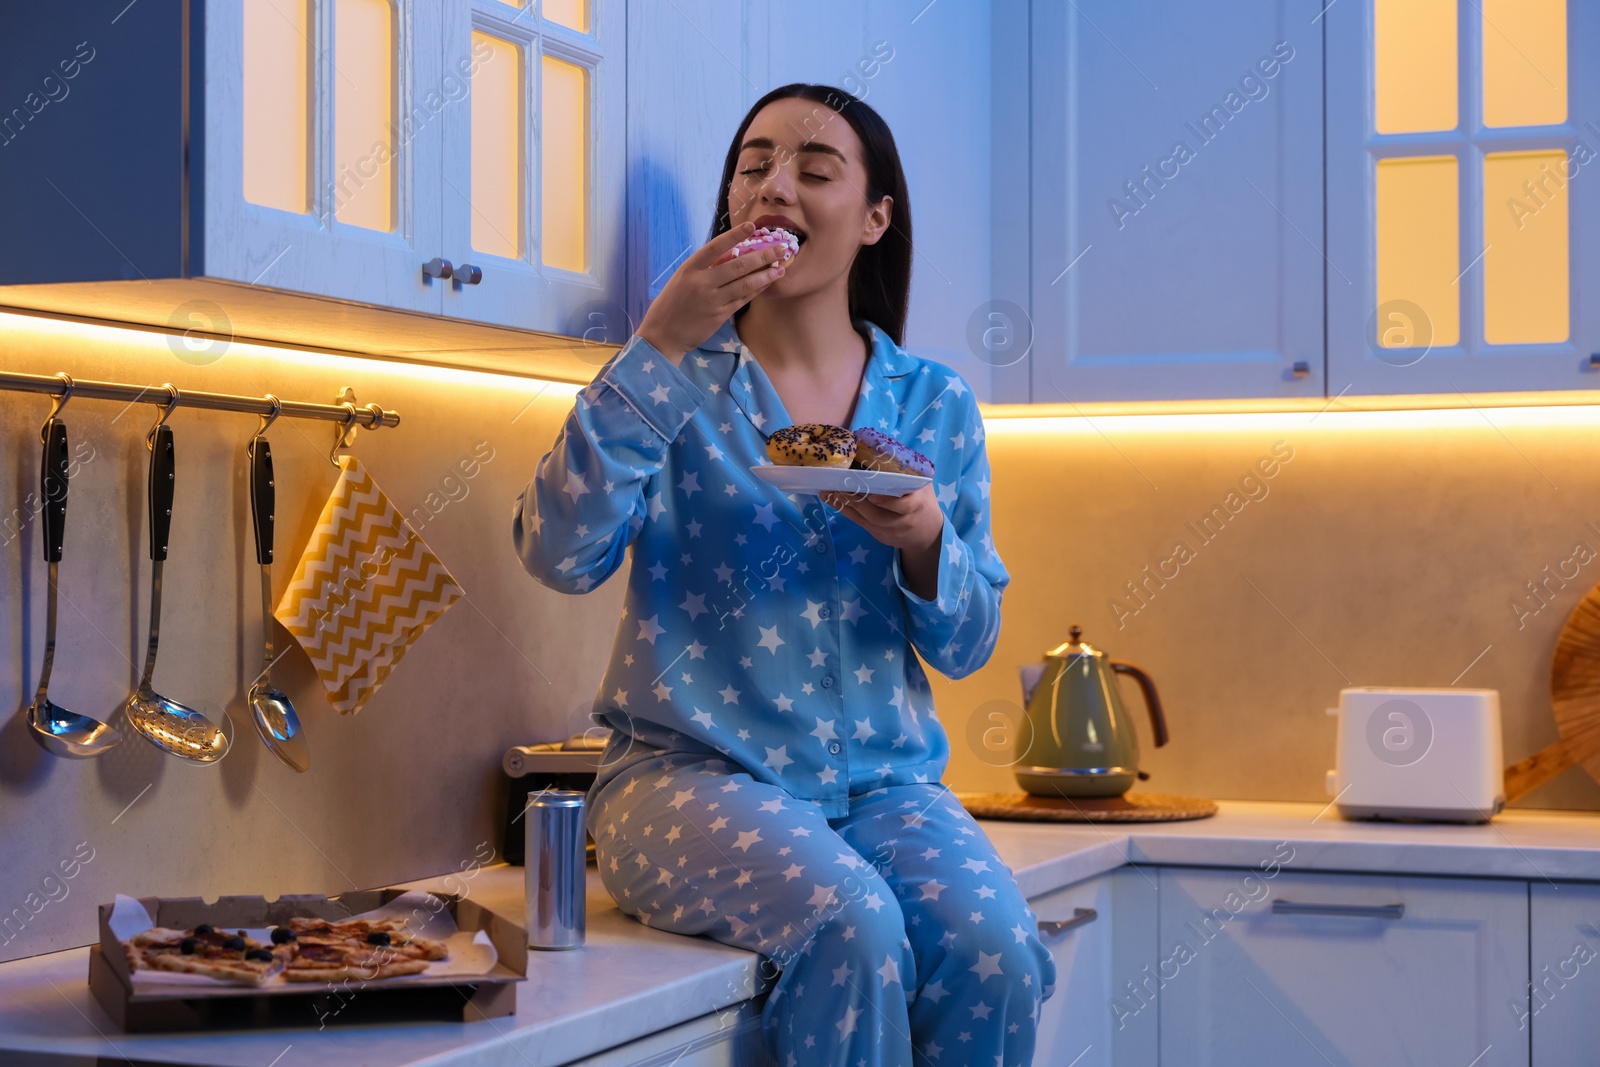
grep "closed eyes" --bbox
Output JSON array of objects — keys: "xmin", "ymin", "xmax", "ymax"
[{"xmin": 738, "ymin": 166, "xmax": 832, "ymax": 182}]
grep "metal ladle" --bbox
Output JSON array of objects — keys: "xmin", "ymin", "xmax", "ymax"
[
  {"xmin": 245, "ymin": 398, "xmax": 308, "ymax": 772},
  {"xmin": 123, "ymin": 389, "xmax": 230, "ymax": 763},
  {"xmin": 27, "ymin": 377, "xmax": 124, "ymax": 758}
]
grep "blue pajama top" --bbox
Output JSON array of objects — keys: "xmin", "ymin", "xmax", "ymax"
[{"xmin": 511, "ymin": 316, "xmax": 1008, "ymax": 819}]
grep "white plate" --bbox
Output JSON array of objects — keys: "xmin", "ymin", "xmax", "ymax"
[{"xmin": 751, "ymin": 464, "xmax": 930, "ymax": 498}]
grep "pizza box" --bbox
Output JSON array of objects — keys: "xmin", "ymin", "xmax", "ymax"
[{"xmin": 88, "ymin": 889, "xmax": 526, "ymax": 1033}]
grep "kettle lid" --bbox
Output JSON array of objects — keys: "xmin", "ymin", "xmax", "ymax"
[{"xmin": 1048, "ymin": 624, "xmax": 1100, "ymax": 659}]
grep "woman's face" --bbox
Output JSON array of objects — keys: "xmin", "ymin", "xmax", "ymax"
[{"xmin": 726, "ymin": 97, "xmax": 893, "ymax": 299}]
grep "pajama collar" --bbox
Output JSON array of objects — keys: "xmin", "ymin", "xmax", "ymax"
[{"xmin": 700, "ymin": 317, "xmax": 918, "ymax": 440}]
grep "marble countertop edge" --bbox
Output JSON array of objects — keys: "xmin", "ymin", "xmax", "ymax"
[{"xmin": 6, "ymin": 797, "xmax": 1600, "ymax": 1067}]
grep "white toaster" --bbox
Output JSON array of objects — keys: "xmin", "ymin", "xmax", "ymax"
[{"xmin": 1325, "ymin": 687, "xmax": 1506, "ymax": 823}]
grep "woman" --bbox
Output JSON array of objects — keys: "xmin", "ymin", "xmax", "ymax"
[{"xmin": 512, "ymin": 83, "xmax": 1056, "ymax": 1067}]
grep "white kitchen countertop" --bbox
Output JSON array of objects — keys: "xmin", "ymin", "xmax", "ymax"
[{"xmin": 3, "ymin": 799, "xmax": 1599, "ymax": 1066}]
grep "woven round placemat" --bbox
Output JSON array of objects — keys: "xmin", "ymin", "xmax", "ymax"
[{"xmin": 956, "ymin": 791, "xmax": 1217, "ymax": 823}]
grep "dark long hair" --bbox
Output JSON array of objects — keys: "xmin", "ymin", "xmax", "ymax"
[{"xmin": 709, "ymin": 84, "xmax": 912, "ymax": 346}]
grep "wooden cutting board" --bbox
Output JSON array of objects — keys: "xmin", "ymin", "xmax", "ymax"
[
  {"xmin": 956, "ymin": 791, "xmax": 1216, "ymax": 823},
  {"xmin": 1504, "ymin": 584, "xmax": 1600, "ymax": 802}
]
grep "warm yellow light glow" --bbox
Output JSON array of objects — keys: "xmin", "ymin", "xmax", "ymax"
[
  {"xmin": 541, "ymin": 55, "xmax": 588, "ymax": 272},
  {"xmin": 544, "ymin": 0, "xmax": 589, "ymax": 33},
  {"xmin": 1376, "ymin": 155, "xmax": 1459, "ymax": 348},
  {"xmin": 1483, "ymin": 0, "xmax": 1566, "ymax": 128},
  {"xmin": 1484, "ymin": 150, "xmax": 1569, "ymax": 344},
  {"xmin": 1374, "ymin": 0, "xmax": 1457, "ymax": 134},
  {"xmin": 243, "ymin": 0, "xmax": 310, "ymax": 213},
  {"xmin": 472, "ymin": 32, "xmax": 524, "ymax": 260},
  {"xmin": 333, "ymin": 0, "xmax": 395, "ymax": 232},
  {"xmin": 0, "ymin": 310, "xmax": 584, "ymax": 399},
  {"xmin": 982, "ymin": 404, "xmax": 1600, "ymax": 435}
]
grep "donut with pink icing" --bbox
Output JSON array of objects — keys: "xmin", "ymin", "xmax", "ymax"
[
  {"xmin": 852, "ymin": 428, "xmax": 934, "ymax": 478},
  {"xmin": 715, "ymin": 226, "xmax": 801, "ymax": 266}
]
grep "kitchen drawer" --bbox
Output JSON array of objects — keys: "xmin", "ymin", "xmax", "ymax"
[{"xmin": 1157, "ymin": 867, "xmax": 1528, "ymax": 1066}]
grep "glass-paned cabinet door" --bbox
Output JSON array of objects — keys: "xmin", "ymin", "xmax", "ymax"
[
  {"xmin": 204, "ymin": 0, "xmax": 446, "ymax": 314},
  {"xmin": 1327, "ymin": 0, "xmax": 1599, "ymax": 396},
  {"xmin": 439, "ymin": 0, "xmax": 625, "ymax": 335}
]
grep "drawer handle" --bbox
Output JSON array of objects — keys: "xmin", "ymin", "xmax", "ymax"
[
  {"xmin": 1291, "ymin": 361, "xmax": 1311, "ymax": 379},
  {"xmin": 1038, "ymin": 907, "xmax": 1098, "ymax": 935},
  {"xmin": 422, "ymin": 257, "xmax": 454, "ymax": 280},
  {"xmin": 1271, "ymin": 900, "xmax": 1404, "ymax": 920}
]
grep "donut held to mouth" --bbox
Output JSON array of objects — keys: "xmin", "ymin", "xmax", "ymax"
[{"xmin": 715, "ymin": 226, "xmax": 801, "ymax": 267}]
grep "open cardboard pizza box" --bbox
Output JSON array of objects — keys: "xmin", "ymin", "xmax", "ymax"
[{"xmin": 88, "ymin": 889, "xmax": 527, "ymax": 1032}]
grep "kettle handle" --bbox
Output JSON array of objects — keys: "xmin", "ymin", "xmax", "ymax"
[{"xmin": 1111, "ymin": 661, "xmax": 1169, "ymax": 747}]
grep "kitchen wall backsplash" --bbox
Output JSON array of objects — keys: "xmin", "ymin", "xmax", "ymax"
[
  {"xmin": 946, "ymin": 409, "xmax": 1600, "ymax": 816},
  {"xmin": 0, "ymin": 313, "xmax": 610, "ymax": 964},
  {"xmin": 3, "ymin": 312, "xmax": 1598, "ymax": 963}
]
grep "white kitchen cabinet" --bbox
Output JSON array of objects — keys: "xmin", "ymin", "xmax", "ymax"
[
  {"xmin": 0, "ymin": 0, "xmax": 625, "ymax": 352},
  {"xmin": 0, "ymin": 0, "xmax": 450, "ymax": 313},
  {"xmin": 1023, "ymin": 0, "xmax": 1325, "ymax": 405},
  {"xmin": 1157, "ymin": 867, "xmax": 1529, "ymax": 1066},
  {"xmin": 1529, "ymin": 881, "xmax": 1600, "ymax": 1064},
  {"xmin": 1325, "ymin": 0, "xmax": 1600, "ymax": 397},
  {"xmin": 559, "ymin": 1000, "xmax": 772, "ymax": 1067},
  {"xmin": 438, "ymin": 0, "xmax": 626, "ymax": 335},
  {"xmin": 1031, "ymin": 867, "xmax": 1159, "ymax": 1067},
  {"xmin": 199, "ymin": 0, "xmax": 447, "ymax": 315}
]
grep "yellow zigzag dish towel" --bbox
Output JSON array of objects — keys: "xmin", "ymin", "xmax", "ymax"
[{"xmin": 276, "ymin": 456, "xmax": 463, "ymax": 715}]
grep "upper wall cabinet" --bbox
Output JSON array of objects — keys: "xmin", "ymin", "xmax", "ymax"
[
  {"xmin": 1028, "ymin": 0, "xmax": 1325, "ymax": 405},
  {"xmin": 209, "ymin": 0, "xmax": 446, "ymax": 315},
  {"xmin": 0, "ymin": 0, "xmax": 624, "ymax": 364},
  {"xmin": 438, "ymin": 0, "xmax": 625, "ymax": 334},
  {"xmin": 1327, "ymin": 0, "xmax": 1599, "ymax": 396}
]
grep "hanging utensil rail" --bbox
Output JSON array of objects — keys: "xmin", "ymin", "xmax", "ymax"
[{"xmin": 0, "ymin": 370, "xmax": 401, "ymax": 430}]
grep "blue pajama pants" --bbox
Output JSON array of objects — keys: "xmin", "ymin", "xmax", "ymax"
[{"xmin": 589, "ymin": 751, "xmax": 1059, "ymax": 1067}]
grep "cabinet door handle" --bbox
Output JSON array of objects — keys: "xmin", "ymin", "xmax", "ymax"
[
  {"xmin": 1291, "ymin": 361, "xmax": 1310, "ymax": 379},
  {"xmin": 422, "ymin": 257, "xmax": 454, "ymax": 280},
  {"xmin": 1037, "ymin": 907, "xmax": 1097, "ymax": 935},
  {"xmin": 1271, "ymin": 900, "xmax": 1404, "ymax": 920},
  {"xmin": 456, "ymin": 263, "xmax": 483, "ymax": 285}
]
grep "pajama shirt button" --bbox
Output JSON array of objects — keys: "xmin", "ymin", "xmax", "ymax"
[
  {"xmin": 821, "ymin": 674, "xmax": 835, "ymax": 688},
  {"xmin": 814, "ymin": 541, "xmax": 827, "ymax": 554},
  {"xmin": 828, "ymin": 741, "xmax": 842, "ymax": 755},
  {"xmin": 818, "ymin": 605, "xmax": 832, "ymax": 620}
]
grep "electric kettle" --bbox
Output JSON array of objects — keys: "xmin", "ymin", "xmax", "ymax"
[{"xmin": 1015, "ymin": 625, "xmax": 1169, "ymax": 798}]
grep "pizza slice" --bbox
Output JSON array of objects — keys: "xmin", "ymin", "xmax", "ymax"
[
  {"xmin": 281, "ymin": 939, "xmax": 431, "ymax": 983},
  {"xmin": 124, "ymin": 924, "xmax": 288, "ymax": 986},
  {"xmin": 139, "ymin": 950, "xmax": 286, "ymax": 985},
  {"xmin": 287, "ymin": 916, "xmax": 449, "ymax": 962}
]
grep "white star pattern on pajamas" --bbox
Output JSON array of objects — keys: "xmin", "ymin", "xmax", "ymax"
[
  {"xmin": 584, "ymin": 757, "xmax": 1057, "ymax": 1067},
  {"xmin": 757, "ymin": 625, "xmax": 786, "ymax": 653},
  {"xmin": 511, "ymin": 317, "xmax": 1045, "ymax": 1065}
]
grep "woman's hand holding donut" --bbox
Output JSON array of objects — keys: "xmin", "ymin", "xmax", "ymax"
[
  {"xmin": 821, "ymin": 484, "xmax": 945, "ymax": 601},
  {"xmin": 637, "ymin": 221, "xmax": 790, "ymax": 365}
]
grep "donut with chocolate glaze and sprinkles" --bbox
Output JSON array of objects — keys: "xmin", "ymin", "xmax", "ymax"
[
  {"xmin": 853, "ymin": 428, "xmax": 934, "ymax": 478},
  {"xmin": 766, "ymin": 424, "xmax": 856, "ymax": 468}
]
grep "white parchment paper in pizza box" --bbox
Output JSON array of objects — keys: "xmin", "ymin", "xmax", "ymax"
[{"xmin": 110, "ymin": 891, "xmax": 498, "ymax": 990}]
